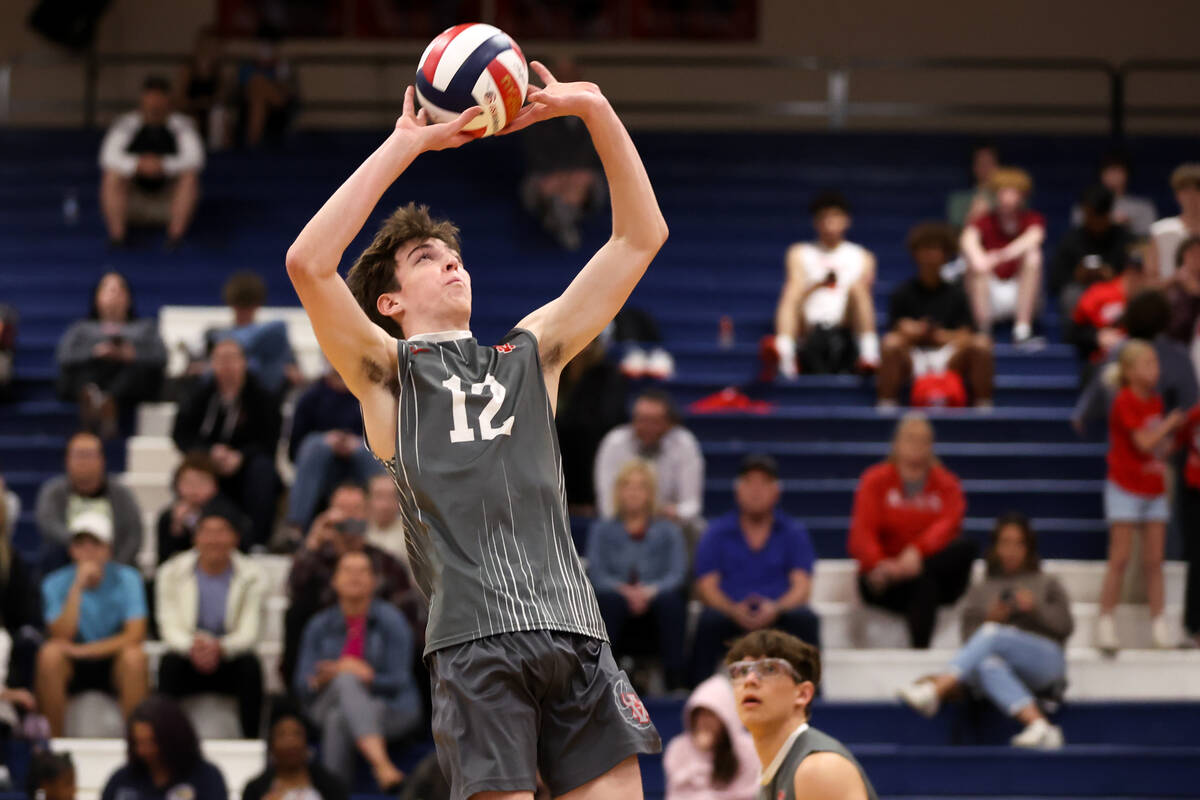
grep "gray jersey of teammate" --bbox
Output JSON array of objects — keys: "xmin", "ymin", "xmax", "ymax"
[
  {"xmin": 377, "ymin": 326, "xmax": 607, "ymax": 656},
  {"xmin": 759, "ymin": 725, "xmax": 878, "ymax": 800}
]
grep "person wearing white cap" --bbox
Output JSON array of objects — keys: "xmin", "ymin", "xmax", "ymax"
[{"xmin": 35, "ymin": 508, "xmax": 148, "ymax": 736}]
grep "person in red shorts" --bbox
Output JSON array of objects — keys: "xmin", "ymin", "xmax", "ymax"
[
  {"xmin": 1097, "ymin": 340, "xmax": 1183, "ymax": 652},
  {"xmin": 1175, "ymin": 402, "xmax": 1200, "ymax": 646},
  {"xmin": 961, "ymin": 168, "xmax": 1045, "ymax": 344},
  {"xmin": 1069, "ymin": 260, "xmax": 1146, "ymax": 371},
  {"xmin": 848, "ymin": 413, "xmax": 975, "ymax": 648}
]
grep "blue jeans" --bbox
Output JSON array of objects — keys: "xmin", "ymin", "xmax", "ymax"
[
  {"xmin": 949, "ymin": 623, "xmax": 1065, "ymax": 716},
  {"xmin": 286, "ymin": 432, "xmax": 383, "ymax": 527}
]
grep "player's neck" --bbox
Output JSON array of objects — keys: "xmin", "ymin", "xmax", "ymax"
[
  {"xmin": 816, "ymin": 235, "xmax": 843, "ymax": 250},
  {"xmin": 753, "ymin": 714, "xmax": 808, "ymax": 776},
  {"xmin": 404, "ymin": 315, "xmax": 472, "ymax": 341},
  {"xmin": 339, "ymin": 596, "xmax": 371, "ymax": 618}
]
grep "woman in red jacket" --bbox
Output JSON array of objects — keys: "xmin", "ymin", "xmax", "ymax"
[{"xmin": 848, "ymin": 413, "xmax": 976, "ymax": 647}]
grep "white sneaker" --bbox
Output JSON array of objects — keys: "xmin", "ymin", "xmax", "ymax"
[
  {"xmin": 1151, "ymin": 616, "xmax": 1175, "ymax": 649},
  {"xmin": 1095, "ymin": 614, "xmax": 1119, "ymax": 653},
  {"xmin": 1011, "ymin": 718, "xmax": 1064, "ymax": 750},
  {"xmin": 897, "ymin": 681, "xmax": 940, "ymax": 718}
]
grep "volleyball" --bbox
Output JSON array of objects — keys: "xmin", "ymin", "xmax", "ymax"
[{"xmin": 415, "ymin": 23, "xmax": 529, "ymax": 138}]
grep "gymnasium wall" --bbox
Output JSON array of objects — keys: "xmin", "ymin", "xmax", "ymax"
[{"xmin": 2, "ymin": 0, "xmax": 1197, "ymax": 132}]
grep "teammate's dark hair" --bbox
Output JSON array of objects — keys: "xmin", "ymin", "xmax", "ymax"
[
  {"xmin": 142, "ymin": 75, "xmax": 171, "ymax": 94},
  {"xmin": 25, "ymin": 750, "xmax": 74, "ymax": 797},
  {"xmin": 1099, "ymin": 148, "xmax": 1131, "ymax": 175},
  {"xmin": 346, "ymin": 203, "xmax": 462, "ymax": 338},
  {"xmin": 986, "ymin": 511, "xmax": 1041, "ymax": 576},
  {"xmin": 336, "ymin": 548, "xmax": 376, "ymax": 574},
  {"xmin": 1080, "ymin": 184, "xmax": 1115, "ymax": 216},
  {"xmin": 222, "ymin": 270, "xmax": 268, "ymax": 309},
  {"xmin": 808, "ymin": 190, "xmax": 851, "ymax": 218},
  {"xmin": 331, "ymin": 479, "xmax": 367, "ymax": 498},
  {"xmin": 724, "ymin": 630, "xmax": 821, "ymax": 719},
  {"xmin": 697, "ymin": 709, "xmax": 738, "ymax": 788},
  {"xmin": 635, "ymin": 388, "xmax": 679, "ymax": 423},
  {"xmin": 906, "ymin": 222, "xmax": 958, "ymax": 260},
  {"xmin": 1122, "ymin": 289, "xmax": 1170, "ymax": 340},
  {"xmin": 125, "ymin": 695, "xmax": 203, "ymax": 784}
]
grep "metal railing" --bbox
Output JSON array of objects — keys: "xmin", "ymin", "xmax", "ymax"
[{"xmin": 2, "ymin": 48, "xmax": 1198, "ymax": 137}]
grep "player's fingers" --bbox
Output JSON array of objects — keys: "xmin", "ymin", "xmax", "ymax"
[
  {"xmin": 402, "ymin": 85, "xmax": 415, "ymax": 118},
  {"xmin": 416, "ymin": 107, "xmax": 428, "ymax": 125},
  {"xmin": 446, "ymin": 105, "xmax": 482, "ymax": 132},
  {"xmin": 530, "ymin": 60, "xmax": 556, "ymax": 86}
]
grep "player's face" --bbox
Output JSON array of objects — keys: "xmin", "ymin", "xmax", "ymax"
[
  {"xmin": 177, "ymin": 467, "xmax": 218, "ymax": 507},
  {"xmin": 1100, "ymin": 165, "xmax": 1128, "ymax": 195},
  {"xmin": 194, "ymin": 517, "xmax": 238, "ymax": 563},
  {"xmin": 616, "ymin": 470, "xmax": 653, "ymax": 518},
  {"xmin": 734, "ymin": 470, "xmax": 779, "ymax": 517},
  {"xmin": 731, "ymin": 656, "xmax": 811, "ymax": 733},
  {"xmin": 995, "ymin": 187, "xmax": 1023, "ymax": 214},
  {"xmin": 894, "ymin": 420, "xmax": 934, "ymax": 473},
  {"xmin": 391, "ymin": 237, "xmax": 472, "ymax": 333},
  {"xmin": 210, "ymin": 339, "xmax": 247, "ymax": 388},
  {"xmin": 333, "ymin": 553, "xmax": 376, "ymax": 600},
  {"xmin": 993, "ymin": 524, "xmax": 1028, "ymax": 575},
  {"xmin": 95, "ymin": 273, "xmax": 131, "ymax": 321},
  {"xmin": 1130, "ymin": 349, "xmax": 1160, "ymax": 389},
  {"xmin": 814, "ymin": 209, "xmax": 850, "ymax": 242},
  {"xmin": 631, "ymin": 398, "xmax": 671, "ymax": 447}
]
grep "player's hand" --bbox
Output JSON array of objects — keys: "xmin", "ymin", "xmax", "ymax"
[
  {"xmin": 396, "ymin": 85, "xmax": 480, "ymax": 152},
  {"xmin": 1013, "ymin": 588, "xmax": 1036, "ymax": 613},
  {"xmin": 499, "ymin": 61, "xmax": 605, "ymax": 135}
]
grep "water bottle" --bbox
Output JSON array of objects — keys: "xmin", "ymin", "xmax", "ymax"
[
  {"xmin": 718, "ymin": 315, "xmax": 735, "ymax": 350},
  {"xmin": 62, "ymin": 188, "xmax": 79, "ymax": 225}
]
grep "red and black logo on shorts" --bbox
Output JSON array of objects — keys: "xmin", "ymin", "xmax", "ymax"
[{"xmin": 613, "ymin": 677, "xmax": 652, "ymax": 729}]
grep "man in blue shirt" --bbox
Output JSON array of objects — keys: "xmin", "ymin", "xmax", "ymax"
[
  {"xmin": 690, "ymin": 454, "xmax": 820, "ymax": 686},
  {"xmin": 36, "ymin": 509, "xmax": 148, "ymax": 736}
]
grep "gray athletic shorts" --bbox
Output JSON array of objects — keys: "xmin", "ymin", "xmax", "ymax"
[{"xmin": 429, "ymin": 629, "xmax": 662, "ymax": 800}]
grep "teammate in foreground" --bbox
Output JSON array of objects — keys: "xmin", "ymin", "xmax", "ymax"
[
  {"xmin": 726, "ymin": 631, "xmax": 877, "ymax": 800},
  {"xmin": 285, "ymin": 62, "xmax": 668, "ymax": 800}
]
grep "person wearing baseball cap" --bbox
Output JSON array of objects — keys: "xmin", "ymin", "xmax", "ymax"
[
  {"xmin": 689, "ymin": 453, "xmax": 820, "ymax": 686},
  {"xmin": 156, "ymin": 495, "xmax": 266, "ymax": 738},
  {"xmin": 36, "ymin": 508, "xmax": 148, "ymax": 736}
]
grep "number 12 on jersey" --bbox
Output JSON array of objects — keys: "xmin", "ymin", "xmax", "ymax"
[{"xmin": 442, "ymin": 374, "xmax": 515, "ymax": 443}]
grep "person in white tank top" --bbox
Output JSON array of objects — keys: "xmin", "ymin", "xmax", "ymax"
[
  {"xmin": 1146, "ymin": 163, "xmax": 1200, "ymax": 282},
  {"xmin": 772, "ymin": 191, "xmax": 879, "ymax": 377}
]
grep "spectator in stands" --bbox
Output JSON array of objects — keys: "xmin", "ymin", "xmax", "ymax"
[
  {"xmin": 155, "ymin": 500, "xmax": 266, "ymax": 738},
  {"xmin": 1165, "ymin": 236, "xmax": 1200, "ymax": 345},
  {"xmin": 663, "ymin": 674, "xmax": 758, "ymax": 800},
  {"xmin": 295, "ymin": 550, "xmax": 421, "ymax": 792},
  {"xmin": 1051, "ymin": 185, "xmax": 1136, "ymax": 319},
  {"xmin": 0, "ymin": 628, "xmax": 37, "ymax": 740},
  {"xmin": 155, "ymin": 451, "xmax": 247, "ymax": 564},
  {"xmin": 1177, "ymin": 401, "xmax": 1200, "ymax": 646},
  {"xmin": 100, "ymin": 695, "xmax": 228, "ymax": 800},
  {"xmin": 557, "ymin": 337, "xmax": 629, "ymax": 514},
  {"xmin": 587, "ymin": 460, "xmax": 688, "ymax": 690},
  {"xmin": 175, "ymin": 27, "xmax": 227, "ymax": 149},
  {"xmin": 365, "ymin": 472, "xmax": 406, "ymax": 565},
  {"xmin": 36, "ymin": 432, "xmax": 143, "ymax": 569},
  {"xmin": 1147, "ymin": 163, "xmax": 1200, "ymax": 281},
  {"xmin": 236, "ymin": 28, "xmax": 296, "ymax": 148},
  {"xmin": 242, "ymin": 702, "xmax": 349, "ymax": 800},
  {"xmin": 1073, "ymin": 290, "xmax": 1198, "ymax": 433},
  {"xmin": 849, "ymin": 413, "xmax": 974, "ymax": 649},
  {"xmin": 284, "ymin": 366, "xmax": 379, "ymax": 535},
  {"xmin": 898, "ymin": 513, "xmax": 1073, "ymax": 749},
  {"xmin": 772, "ymin": 191, "xmax": 880, "ymax": 376},
  {"xmin": 36, "ymin": 510, "xmax": 148, "ymax": 736},
  {"xmin": 99, "ymin": 75, "xmax": 204, "ymax": 249},
  {"xmin": 1, "ymin": 477, "xmax": 41, "ymax": 694},
  {"xmin": 56, "ymin": 271, "xmax": 167, "ymax": 438},
  {"xmin": 1070, "ymin": 151, "xmax": 1157, "ymax": 239},
  {"xmin": 1097, "ymin": 341, "xmax": 1182, "ymax": 651},
  {"xmin": 946, "ymin": 142, "xmax": 999, "ymax": 229},
  {"xmin": 0, "ymin": 303, "xmax": 16, "ymax": 401},
  {"xmin": 961, "ymin": 168, "xmax": 1045, "ymax": 344},
  {"xmin": 520, "ymin": 58, "xmax": 603, "ymax": 249},
  {"xmin": 690, "ymin": 454, "xmax": 819, "ymax": 686},
  {"xmin": 24, "ymin": 750, "xmax": 76, "ymax": 800},
  {"xmin": 172, "ymin": 337, "xmax": 282, "ymax": 549},
  {"xmin": 594, "ymin": 389, "xmax": 704, "ymax": 534},
  {"xmin": 283, "ymin": 482, "xmax": 421, "ymax": 689},
  {"xmin": 207, "ymin": 271, "xmax": 302, "ymax": 398},
  {"xmin": 1068, "ymin": 259, "xmax": 1145, "ymax": 373},
  {"xmin": 878, "ymin": 222, "xmax": 994, "ymax": 408}
]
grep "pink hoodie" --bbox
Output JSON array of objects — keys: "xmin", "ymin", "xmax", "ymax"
[{"xmin": 664, "ymin": 675, "xmax": 760, "ymax": 800}]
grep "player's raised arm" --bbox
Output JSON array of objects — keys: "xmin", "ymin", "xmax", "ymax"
[
  {"xmin": 285, "ymin": 87, "xmax": 479, "ymax": 397},
  {"xmin": 511, "ymin": 62, "xmax": 669, "ymax": 372}
]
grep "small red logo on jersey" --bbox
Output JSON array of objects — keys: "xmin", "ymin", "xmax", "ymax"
[
  {"xmin": 613, "ymin": 678, "xmax": 652, "ymax": 729},
  {"xmin": 494, "ymin": 343, "xmax": 516, "ymax": 354},
  {"xmin": 411, "ymin": 347, "xmax": 430, "ymax": 354}
]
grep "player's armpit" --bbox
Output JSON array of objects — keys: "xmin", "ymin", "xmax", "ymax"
[{"xmin": 793, "ymin": 752, "xmax": 870, "ymax": 800}]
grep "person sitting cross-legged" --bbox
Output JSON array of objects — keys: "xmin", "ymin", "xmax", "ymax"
[
  {"xmin": 295, "ymin": 550, "xmax": 422, "ymax": 792},
  {"xmin": 690, "ymin": 454, "xmax": 819, "ymax": 687},
  {"xmin": 586, "ymin": 459, "xmax": 689, "ymax": 691},
  {"xmin": 155, "ymin": 499, "xmax": 266, "ymax": 738},
  {"xmin": 898, "ymin": 513, "xmax": 1074, "ymax": 750}
]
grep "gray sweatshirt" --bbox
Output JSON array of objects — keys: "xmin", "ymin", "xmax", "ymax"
[
  {"xmin": 35, "ymin": 475, "xmax": 144, "ymax": 566},
  {"xmin": 55, "ymin": 319, "xmax": 166, "ymax": 367},
  {"xmin": 960, "ymin": 571, "xmax": 1074, "ymax": 645}
]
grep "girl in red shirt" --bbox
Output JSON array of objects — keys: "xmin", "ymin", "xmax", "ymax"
[{"xmin": 1098, "ymin": 340, "xmax": 1183, "ymax": 651}]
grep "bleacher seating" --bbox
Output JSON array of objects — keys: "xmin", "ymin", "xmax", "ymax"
[{"xmin": 4, "ymin": 127, "xmax": 1200, "ymax": 798}]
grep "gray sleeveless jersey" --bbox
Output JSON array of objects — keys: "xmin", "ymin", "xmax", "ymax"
[
  {"xmin": 380, "ymin": 327, "xmax": 607, "ymax": 656},
  {"xmin": 759, "ymin": 726, "xmax": 878, "ymax": 800}
]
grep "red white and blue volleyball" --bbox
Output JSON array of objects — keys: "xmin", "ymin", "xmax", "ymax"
[{"xmin": 415, "ymin": 23, "xmax": 529, "ymax": 138}]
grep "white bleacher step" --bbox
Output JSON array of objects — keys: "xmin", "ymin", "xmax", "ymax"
[
  {"xmin": 122, "ymin": 471, "xmax": 173, "ymax": 519},
  {"xmin": 821, "ymin": 648, "xmax": 1200, "ymax": 701},
  {"xmin": 263, "ymin": 594, "xmax": 288, "ymax": 645},
  {"xmin": 127, "ymin": 434, "xmax": 182, "ymax": 474},
  {"xmin": 137, "ymin": 401, "xmax": 177, "ymax": 438},
  {"xmin": 52, "ymin": 736, "xmax": 265, "ymax": 800},
  {"xmin": 159, "ymin": 305, "xmax": 323, "ymax": 379}
]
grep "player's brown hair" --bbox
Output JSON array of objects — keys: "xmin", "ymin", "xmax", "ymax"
[
  {"xmin": 345, "ymin": 203, "xmax": 462, "ymax": 338},
  {"xmin": 1170, "ymin": 163, "xmax": 1200, "ymax": 192},
  {"xmin": 172, "ymin": 450, "xmax": 218, "ymax": 489},
  {"xmin": 906, "ymin": 222, "xmax": 958, "ymax": 260},
  {"xmin": 988, "ymin": 167, "xmax": 1033, "ymax": 195},
  {"xmin": 222, "ymin": 270, "xmax": 268, "ymax": 309},
  {"xmin": 724, "ymin": 630, "xmax": 821, "ymax": 718}
]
